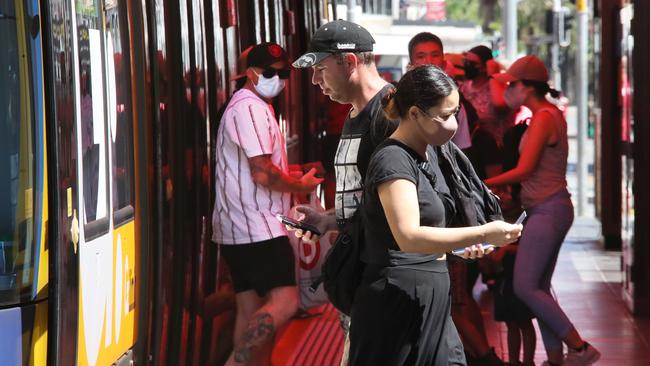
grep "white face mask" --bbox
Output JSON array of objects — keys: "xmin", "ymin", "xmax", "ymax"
[
  {"xmin": 504, "ymin": 85, "xmax": 526, "ymax": 110},
  {"xmin": 254, "ymin": 74, "xmax": 285, "ymax": 98}
]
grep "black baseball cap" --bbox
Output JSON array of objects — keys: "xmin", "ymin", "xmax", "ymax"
[
  {"xmin": 292, "ymin": 20, "xmax": 375, "ymax": 68},
  {"xmin": 247, "ymin": 42, "xmax": 289, "ymax": 69}
]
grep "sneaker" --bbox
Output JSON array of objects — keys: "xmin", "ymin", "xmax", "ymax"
[{"xmin": 563, "ymin": 343, "xmax": 601, "ymax": 366}]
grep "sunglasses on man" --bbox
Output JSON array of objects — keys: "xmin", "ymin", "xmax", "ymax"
[{"xmin": 261, "ymin": 68, "xmax": 291, "ymax": 79}]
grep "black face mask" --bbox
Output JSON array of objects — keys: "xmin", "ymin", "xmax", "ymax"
[{"xmin": 464, "ymin": 62, "xmax": 479, "ymax": 80}]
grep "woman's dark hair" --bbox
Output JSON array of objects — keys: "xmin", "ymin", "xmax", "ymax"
[
  {"xmin": 382, "ymin": 65, "xmax": 457, "ymax": 120},
  {"xmin": 468, "ymin": 45, "xmax": 493, "ymax": 64},
  {"xmin": 521, "ymin": 79, "xmax": 561, "ymax": 99}
]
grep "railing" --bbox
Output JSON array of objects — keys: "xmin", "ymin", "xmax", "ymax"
[
  {"xmin": 336, "ymin": 0, "xmax": 393, "ymax": 16},
  {"xmin": 336, "ymin": 0, "xmax": 448, "ymax": 21}
]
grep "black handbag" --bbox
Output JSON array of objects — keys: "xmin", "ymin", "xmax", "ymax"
[
  {"xmin": 309, "ymin": 213, "xmax": 365, "ymax": 316},
  {"xmin": 436, "ymin": 142, "xmax": 503, "ymax": 226}
]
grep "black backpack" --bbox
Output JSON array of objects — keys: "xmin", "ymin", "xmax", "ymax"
[{"xmin": 310, "ymin": 213, "xmax": 364, "ymax": 316}]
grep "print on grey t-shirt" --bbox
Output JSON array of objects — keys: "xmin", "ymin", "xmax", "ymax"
[{"xmin": 335, "ymin": 135, "xmax": 363, "ymax": 222}]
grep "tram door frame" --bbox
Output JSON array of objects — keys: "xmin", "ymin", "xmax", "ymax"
[
  {"xmin": 619, "ymin": 3, "xmax": 636, "ymax": 313},
  {"xmin": 68, "ymin": 0, "xmax": 137, "ymax": 364}
]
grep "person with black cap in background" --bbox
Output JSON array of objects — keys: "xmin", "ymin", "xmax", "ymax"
[
  {"xmin": 213, "ymin": 42, "xmax": 323, "ymax": 366},
  {"xmin": 461, "ymin": 45, "xmax": 514, "ymax": 148},
  {"xmin": 291, "ymin": 19, "xmax": 398, "ymax": 366},
  {"xmin": 460, "ymin": 46, "xmax": 511, "ymax": 179}
]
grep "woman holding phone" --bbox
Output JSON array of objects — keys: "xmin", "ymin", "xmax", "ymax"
[
  {"xmin": 347, "ymin": 65, "xmax": 522, "ymax": 365},
  {"xmin": 485, "ymin": 55, "xmax": 601, "ymax": 366}
]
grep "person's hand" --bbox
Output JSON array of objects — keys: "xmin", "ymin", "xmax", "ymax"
[
  {"xmin": 301, "ymin": 161, "xmax": 326, "ymax": 177},
  {"xmin": 299, "ymin": 168, "xmax": 324, "ymax": 192},
  {"xmin": 453, "ymin": 243, "xmax": 495, "ymax": 259},
  {"xmin": 481, "ymin": 220, "xmax": 523, "ymax": 247},
  {"xmin": 288, "ymin": 164, "xmax": 304, "ymax": 179},
  {"xmin": 287, "ymin": 205, "xmax": 333, "ymax": 243}
]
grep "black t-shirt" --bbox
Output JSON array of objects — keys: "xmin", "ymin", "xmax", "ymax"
[
  {"xmin": 334, "ymin": 84, "xmax": 397, "ymax": 227},
  {"xmin": 465, "ymin": 127, "xmax": 502, "ymax": 180},
  {"xmin": 361, "ymin": 139, "xmax": 456, "ymax": 264}
]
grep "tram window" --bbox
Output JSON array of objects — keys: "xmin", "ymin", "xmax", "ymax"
[
  {"xmin": 0, "ymin": 0, "xmax": 36, "ymax": 305},
  {"xmin": 105, "ymin": 4, "xmax": 135, "ymax": 225},
  {"xmin": 76, "ymin": 1, "xmax": 109, "ymax": 231}
]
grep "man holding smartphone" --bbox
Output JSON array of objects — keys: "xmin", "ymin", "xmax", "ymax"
[
  {"xmin": 292, "ymin": 20, "xmax": 398, "ymax": 365},
  {"xmin": 291, "ymin": 20, "xmax": 396, "ymax": 248},
  {"xmin": 212, "ymin": 42, "xmax": 322, "ymax": 366}
]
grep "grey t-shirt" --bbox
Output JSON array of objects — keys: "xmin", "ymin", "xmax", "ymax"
[{"xmin": 334, "ymin": 84, "xmax": 397, "ymax": 227}]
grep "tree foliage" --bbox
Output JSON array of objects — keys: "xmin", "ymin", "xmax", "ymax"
[{"xmin": 445, "ymin": 0, "xmax": 482, "ymax": 25}]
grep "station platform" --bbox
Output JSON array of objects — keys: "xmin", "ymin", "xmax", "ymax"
[
  {"xmin": 482, "ymin": 216, "xmax": 650, "ymax": 365},
  {"xmin": 272, "ymin": 217, "xmax": 650, "ymax": 365}
]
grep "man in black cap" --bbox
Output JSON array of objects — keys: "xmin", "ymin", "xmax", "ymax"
[
  {"xmin": 292, "ymin": 19, "xmax": 398, "ymax": 365},
  {"xmin": 213, "ymin": 42, "xmax": 322, "ymax": 366},
  {"xmin": 292, "ymin": 19, "xmax": 396, "ymax": 236}
]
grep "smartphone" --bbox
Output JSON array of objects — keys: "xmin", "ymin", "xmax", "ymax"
[
  {"xmin": 276, "ymin": 215, "xmax": 322, "ymax": 237},
  {"xmin": 450, "ymin": 212, "xmax": 526, "ymax": 256},
  {"xmin": 451, "ymin": 244, "xmax": 495, "ymax": 256},
  {"xmin": 514, "ymin": 210, "xmax": 527, "ymax": 225}
]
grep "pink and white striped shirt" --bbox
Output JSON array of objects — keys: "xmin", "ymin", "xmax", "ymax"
[{"xmin": 212, "ymin": 89, "xmax": 290, "ymax": 245}]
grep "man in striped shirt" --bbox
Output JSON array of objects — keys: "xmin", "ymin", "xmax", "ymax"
[{"xmin": 213, "ymin": 42, "xmax": 323, "ymax": 366}]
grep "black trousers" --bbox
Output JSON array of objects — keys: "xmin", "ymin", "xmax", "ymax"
[{"xmin": 348, "ymin": 252, "xmax": 466, "ymax": 366}]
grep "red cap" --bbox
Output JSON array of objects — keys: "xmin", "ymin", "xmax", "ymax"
[
  {"xmin": 246, "ymin": 42, "xmax": 288, "ymax": 69},
  {"xmin": 230, "ymin": 46, "xmax": 254, "ymax": 81},
  {"xmin": 493, "ymin": 55, "xmax": 548, "ymax": 84}
]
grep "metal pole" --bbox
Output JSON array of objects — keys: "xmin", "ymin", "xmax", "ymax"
[
  {"xmin": 392, "ymin": 0, "xmax": 400, "ymax": 20},
  {"xmin": 576, "ymin": 0, "xmax": 589, "ymax": 215},
  {"xmin": 503, "ymin": 0, "xmax": 518, "ymax": 62},
  {"xmin": 504, "ymin": 0, "xmax": 518, "ymax": 61},
  {"xmin": 347, "ymin": 0, "xmax": 357, "ymax": 22},
  {"xmin": 551, "ymin": 0, "xmax": 562, "ymax": 90}
]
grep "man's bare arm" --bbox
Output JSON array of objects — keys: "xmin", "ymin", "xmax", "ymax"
[{"xmin": 249, "ymin": 155, "xmax": 322, "ymax": 193}]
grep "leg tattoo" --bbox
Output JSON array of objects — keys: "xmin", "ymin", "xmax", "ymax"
[{"xmin": 233, "ymin": 312, "xmax": 275, "ymax": 363}]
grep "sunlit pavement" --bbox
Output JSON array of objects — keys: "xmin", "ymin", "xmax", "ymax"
[{"xmin": 479, "ymin": 217, "xmax": 650, "ymax": 365}]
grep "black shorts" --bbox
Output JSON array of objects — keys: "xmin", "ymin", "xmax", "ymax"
[{"xmin": 220, "ymin": 236, "xmax": 296, "ymax": 297}]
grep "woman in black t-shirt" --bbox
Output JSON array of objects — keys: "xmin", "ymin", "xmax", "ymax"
[{"xmin": 347, "ymin": 66, "xmax": 523, "ymax": 366}]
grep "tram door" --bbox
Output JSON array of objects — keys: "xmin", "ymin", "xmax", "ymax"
[
  {"xmin": 619, "ymin": 3, "xmax": 636, "ymax": 312},
  {"xmin": 69, "ymin": 0, "xmax": 137, "ymax": 364}
]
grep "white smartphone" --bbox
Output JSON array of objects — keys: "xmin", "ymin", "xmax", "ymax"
[
  {"xmin": 451, "ymin": 244, "xmax": 495, "ymax": 256},
  {"xmin": 514, "ymin": 210, "xmax": 527, "ymax": 225},
  {"xmin": 451, "ymin": 212, "xmax": 526, "ymax": 256}
]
